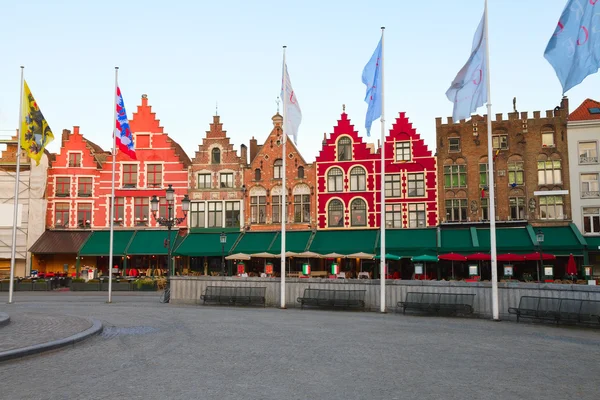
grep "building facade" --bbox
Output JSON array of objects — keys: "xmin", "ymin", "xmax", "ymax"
[
  {"xmin": 189, "ymin": 115, "xmax": 247, "ymax": 230},
  {"xmin": 435, "ymin": 98, "xmax": 571, "ymax": 226},
  {"xmin": 243, "ymin": 114, "xmax": 316, "ymax": 231}
]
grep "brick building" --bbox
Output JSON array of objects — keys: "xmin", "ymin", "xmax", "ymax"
[
  {"xmin": 243, "ymin": 113, "xmax": 316, "ymax": 231},
  {"xmin": 189, "ymin": 115, "xmax": 247, "ymax": 230},
  {"xmin": 435, "ymin": 97, "xmax": 571, "ymax": 226}
]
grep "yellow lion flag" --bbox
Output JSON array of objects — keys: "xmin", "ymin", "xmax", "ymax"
[{"xmin": 20, "ymin": 80, "xmax": 54, "ymax": 165}]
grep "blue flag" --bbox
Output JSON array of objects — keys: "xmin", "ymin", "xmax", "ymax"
[
  {"xmin": 362, "ymin": 37, "xmax": 382, "ymax": 136},
  {"xmin": 544, "ymin": 0, "xmax": 600, "ymax": 93},
  {"xmin": 446, "ymin": 10, "xmax": 487, "ymax": 123}
]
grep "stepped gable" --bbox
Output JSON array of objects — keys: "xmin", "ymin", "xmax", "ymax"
[
  {"xmin": 316, "ymin": 112, "xmax": 378, "ymax": 163},
  {"xmin": 192, "ymin": 115, "xmax": 244, "ymax": 165},
  {"xmin": 387, "ymin": 111, "xmax": 436, "ymax": 169},
  {"xmin": 53, "ymin": 126, "xmax": 105, "ymax": 169}
]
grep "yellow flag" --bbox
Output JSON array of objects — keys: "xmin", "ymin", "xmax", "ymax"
[{"xmin": 21, "ymin": 80, "xmax": 54, "ymax": 165}]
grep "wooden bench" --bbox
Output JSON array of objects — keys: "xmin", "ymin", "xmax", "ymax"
[
  {"xmin": 200, "ymin": 286, "xmax": 266, "ymax": 307},
  {"xmin": 508, "ymin": 296, "xmax": 600, "ymax": 326},
  {"xmin": 397, "ymin": 292, "xmax": 476, "ymax": 315},
  {"xmin": 296, "ymin": 288, "xmax": 366, "ymax": 310}
]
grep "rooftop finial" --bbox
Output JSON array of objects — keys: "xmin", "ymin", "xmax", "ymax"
[
  {"xmin": 276, "ymin": 96, "xmax": 280, "ymax": 113},
  {"xmin": 343, "ymin": 104, "xmax": 346, "ymax": 112},
  {"xmin": 141, "ymin": 94, "xmax": 148, "ymax": 99},
  {"xmin": 215, "ymin": 101, "xmax": 218, "ymax": 116}
]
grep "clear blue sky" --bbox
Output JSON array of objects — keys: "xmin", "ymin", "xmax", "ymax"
[{"xmin": 0, "ymin": 0, "xmax": 595, "ymax": 162}]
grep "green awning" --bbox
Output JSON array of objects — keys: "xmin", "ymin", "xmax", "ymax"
[
  {"xmin": 79, "ymin": 230, "xmax": 136, "ymax": 256},
  {"xmin": 268, "ymin": 231, "xmax": 312, "ymax": 253},
  {"xmin": 232, "ymin": 231, "xmax": 278, "ymax": 254},
  {"xmin": 310, "ymin": 230, "xmax": 378, "ymax": 254},
  {"xmin": 440, "ymin": 228, "xmax": 475, "ymax": 253},
  {"xmin": 376, "ymin": 228, "xmax": 438, "ymax": 257},
  {"xmin": 533, "ymin": 225, "xmax": 585, "ymax": 256},
  {"xmin": 126, "ymin": 230, "xmax": 175, "ymax": 255},
  {"xmin": 374, "ymin": 253, "xmax": 402, "ymax": 260},
  {"xmin": 476, "ymin": 227, "xmax": 535, "ymax": 253},
  {"xmin": 412, "ymin": 254, "xmax": 439, "ymax": 262},
  {"xmin": 174, "ymin": 232, "xmax": 240, "ymax": 257},
  {"xmin": 585, "ymin": 236, "xmax": 600, "ymax": 251}
]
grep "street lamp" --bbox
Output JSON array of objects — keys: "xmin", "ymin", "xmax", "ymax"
[
  {"xmin": 536, "ymin": 229, "xmax": 544, "ymax": 282},
  {"xmin": 220, "ymin": 232, "xmax": 227, "ymax": 276},
  {"xmin": 150, "ymin": 184, "xmax": 190, "ymax": 287}
]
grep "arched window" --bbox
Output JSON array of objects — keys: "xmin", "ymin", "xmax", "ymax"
[
  {"xmin": 327, "ymin": 168, "xmax": 343, "ymax": 192},
  {"xmin": 349, "ymin": 166, "xmax": 366, "ymax": 191},
  {"xmin": 274, "ymin": 159, "xmax": 283, "ymax": 179},
  {"xmin": 211, "ymin": 148, "xmax": 221, "ymax": 164},
  {"xmin": 328, "ymin": 199, "xmax": 344, "ymax": 227},
  {"xmin": 254, "ymin": 168, "xmax": 261, "ymax": 181},
  {"xmin": 350, "ymin": 198, "xmax": 367, "ymax": 226},
  {"xmin": 297, "ymin": 166, "xmax": 304, "ymax": 179},
  {"xmin": 293, "ymin": 184, "xmax": 311, "ymax": 223},
  {"xmin": 338, "ymin": 137, "xmax": 352, "ymax": 161}
]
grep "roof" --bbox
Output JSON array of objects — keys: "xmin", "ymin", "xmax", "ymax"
[
  {"xmin": 29, "ymin": 231, "xmax": 92, "ymax": 254},
  {"xmin": 169, "ymin": 137, "xmax": 192, "ymax": 167},
  {"xmin": 569, "ymin": 98, "xmax": 600, "ymax": 121}
]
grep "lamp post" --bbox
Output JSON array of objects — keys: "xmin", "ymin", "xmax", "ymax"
[
  {"xmin": 150, "ymin": 185, "xmax": 190, "ymax": 288},
  {"xmin": 220, "ymin": 232, "xmax": 227, "ymax": 276},
  {"xmin": 536, "ymin": 229, "xmax": 544, "ymax": 282}
]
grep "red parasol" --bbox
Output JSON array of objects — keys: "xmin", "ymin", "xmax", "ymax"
[
  {"xmin": 439, "ymin": 253, "xmax": 467, "ymax": 261},
  {"xmin": 566, "ymin": 253, "xmax": 577, "ymax": 276},
  {"xmin": 497, "ymin": 253, "xmax": 525, "ymax": 262},
  {"xmin": 523, "ymin": 252, "xmax": 556, "ymax": 261},
  {"xmin": 466, "ymin": 252, "xmax": 491, "ymax": 261}
]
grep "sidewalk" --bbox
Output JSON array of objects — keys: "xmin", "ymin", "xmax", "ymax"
[{"xmin": 0, "ymin": 311, "xmax": 102, "ymax": 362}]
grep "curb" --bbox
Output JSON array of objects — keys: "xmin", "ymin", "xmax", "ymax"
[
  {"xmin": 0, "ymin": 318, "xmax": 103, "ymax": 363},
  {"xmin": 0, "ymin": 312, "xmax": 9, "ymax": 328}
]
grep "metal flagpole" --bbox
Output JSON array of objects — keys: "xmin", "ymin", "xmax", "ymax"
[
  {"xmin": 379, "ymin": 27, "xmax": 386, "ymax": 313},
  {"xmin": 483, "ymin": 0, "xmax": 499, "ymax": 320},
  {"xmin": 8, "ymin": 66, "xmax": 25, "ymax": 304},
  {"xmin": 108, "ymin": 67, "xmax": 118, "ymax": 304},
  {"xmin": 280, "ymin": 46, "xmax": 287, "ymax": 309}
]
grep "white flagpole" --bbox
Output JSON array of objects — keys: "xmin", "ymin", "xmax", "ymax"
[
  {"xmin": 379, "ymin": 27, "xmax": 386, "ymax": 313},
  {"xmin": 484, "ymin": 0, "xmax": 499, "ymax": 320},
  {"xmin": 8, "ymin": 66, "xmax": 25, "ymax": 304},
  {"xmin": 108, "ymin": 67, "xmax": 118, "ymax": 304},
  {"xmin": 280, "ymin": 46, "xmax": 287, "ymax": 309}
]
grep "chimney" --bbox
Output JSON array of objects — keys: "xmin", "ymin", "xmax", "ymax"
[
  {"xmin": 560, "ymin": 96, "xmax": 569, "ymax": 114},
  {"xmin": 249, "ymin": 137, "xmax": 258, "ymax": 163},
  {"xmin": 73, "ymin": 126, "xmax": 80, "ymax": 135},
  {"xmin": 240, "ymin": 144, "xmax": 248, "ymax": 165}
]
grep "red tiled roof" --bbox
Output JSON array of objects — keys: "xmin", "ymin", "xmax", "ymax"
[{"xmin": 569, "ymin": 98, "xmax": 600, "ymax": 121}]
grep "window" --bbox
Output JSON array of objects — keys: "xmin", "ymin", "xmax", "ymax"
[
  {"xmin": 78, "ymin": 177, "xmax": 92, "ymax": 196},
  {"xmin": 449, "ymin": 138, "xmax": 461, "ymax": 152},
  {"xmin": 350, "ymin": 167, "xmax": 366, "ymax": 191},
  {"xmin": 56, "ymin": 177, "xmax": 70, "ymax": 197},
  {"xmin": 492, "ymin": 135, "xmax": 508, "ymax": 150},
  {"xmin": 110, "ymin": 197, "xmax": 125, "ymax": 223},
  {"xmin": 208, "ymin": 202, "xmax": 223, "ymax": 227},
  {"xmin": 134, "ymin": 197, "xmax": 149, "ymax": 225},
  {"xmin": 385, "ymin": 174, "xmax": 401, "ymax": 197},
  {"xmin": 123, "ymin": 164, "xmax": 137, "ymax": 187},
  {"xmin": 328, "ymin": 199, "xmax": 344, "ymax": 227},
  {"xmin": 68, "ymin": 153, "xmax": 81, "ymax": 167},
  {"xmin": 579, "ymin": 141, "xmax": 598, "ymax": 164},
  {"xmin": 509, "ymin": 197, "xmax": 525, "ymax": 220},
  {"xmin": 408, "ymin": 203, "xmax": 426, "ymax": 228},
  {"xmin": 190, "ymin": 202, "xmax": 205, "ymax": 228},
  {"xmin": 583, "ymin": 207, "xmax": 600, "ymax": 234},
  {"xmin": 350, "ymin": 199, "xmax": 367, "ymax": 226},
  {"xmin": 294, "ymin": 195, "xmax": 310, "ymax": 223},
  {"xmin": 395, "ymin": 142, "xmax": 411, "ymax": 161},
  {"xmin": 159, "ymin": 197, "xmax": 169, "ymax": 219},
  {"xmin": 250, "ymin": 196, "xmax": 266, "ymax": 224},
  {"xmin": 444, "ymin": 164, "xmax": 467, "ymax": 188},
  {"xmin": 327, "ymin": 168, "xmax": 343, "ymax": 192},
  {"xmin": 537, "ymin": 160, "xmax": 562, "ymax": 185},
  {"xmin": 77, "ymin": 203, "xmax": 92, "ymax": 227},
  {"xmin": 147, "ymin": 164, "xmax": 162, "ymax": 187},
  {"xmin": 55, "ymin": 203, "xmax": 69, "ymax": 226},
  {"xmin": 581, "ymin": 173, "xmax": 600, "ymax": 198},
  {"xmin": 225, "ymin": 202, "xmax": 240, "ymax": 227},
  {"xmin": 508, "ymin": 161, "xmax": 524, "ymax": 185},
  {"xmin": 337, "ymin": 137, "xmax": 352, "ymax": 161},
  {"xmin": 272, "ymin": 195, "xmax": 281, "ymax": 223},
  {"xmin": 539, "ymin": 196, "xmax": 564, "ymax": 220},
  {"xmin": 211, "ymin": 148, "xmax": 221, "ymax": 164},
  {"xmin": 273, "ymin": 159, "xmax": 283, "ymax": 179},
  {"xmin": 481, "ymin": 198, "xmax": 489, "ymax": 221},
  {"xmin": 220, "ymin": 173, "xmax": 234, "ymax": 188},
  {"xmin": 254, "ymin": 169, "xmax": 261, "ymax": 181},
  {"xmin": 445, "ymin": 199, "xmax": 467, "ymax": 222},
  {"xmin": 297, "ymin": 166, "xmax": 304, "ymax": 179},
  {"xmin": 479, "ymin": 163, "xmax": 489, "ymax": 187},
  {"xmin": 385, "ymin": 204, "xmax": 402, "ymax": 228},
  {"xmin": 541, "ymin": 131, "xmax": 554, "ymax": 147},
  {"xmin": 407, "ymin": 173, "xmax": 425, "ymax": 197},
  {"xmin": 198, "ymin": 173, "xmax": 211, "ymax": 189}
]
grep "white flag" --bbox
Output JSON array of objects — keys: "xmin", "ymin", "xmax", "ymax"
[{"xmin": 281, "ymin": 62, "xmax": 302, "ymax": 143}]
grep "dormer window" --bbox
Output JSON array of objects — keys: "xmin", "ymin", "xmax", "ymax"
[
  {"xmin": 211, "ymin": 148, "xmax": 221, "ymax": 164},
  {"xmin": 337, "ymin": 137, "xmax": 352, "ymax": 161}
]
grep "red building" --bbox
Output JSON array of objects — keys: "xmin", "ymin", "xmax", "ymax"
[{"xmin": 315, "ymin": 110, "xmax": 437, "ymax": 230}]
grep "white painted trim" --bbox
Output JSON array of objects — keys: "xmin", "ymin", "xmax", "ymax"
[{"xmin": 534, "ymin": 190, "xmax": 568, "ymax": 196}]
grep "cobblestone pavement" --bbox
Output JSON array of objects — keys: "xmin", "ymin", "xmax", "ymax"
[{"xmin": 1, "ymin": 292, "xmax": 599, "ymax": 400}]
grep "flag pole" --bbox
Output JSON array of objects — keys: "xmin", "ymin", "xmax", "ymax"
[
  {"xmin": 379, "ymin": 27, "xmax": 386, "ymax": 313},
  {"xmin": 108, "ymin": 66, "xmax": 118, "ymax": 304},
  {"xmin": 8, "ymin": 66, "xmax": 25, "ymax": 304},
  {"xmin": 483, "ymin": 0, "xmax": 499, "ymax": 320},
  {"xmin": 280, "ymin": 46, "xmax": 287, "ymax": 309}
]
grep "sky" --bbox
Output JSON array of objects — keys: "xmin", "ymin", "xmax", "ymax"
[{"xmin": 0, "ymin": 0, "xmax": 597, "ymax": 163}]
